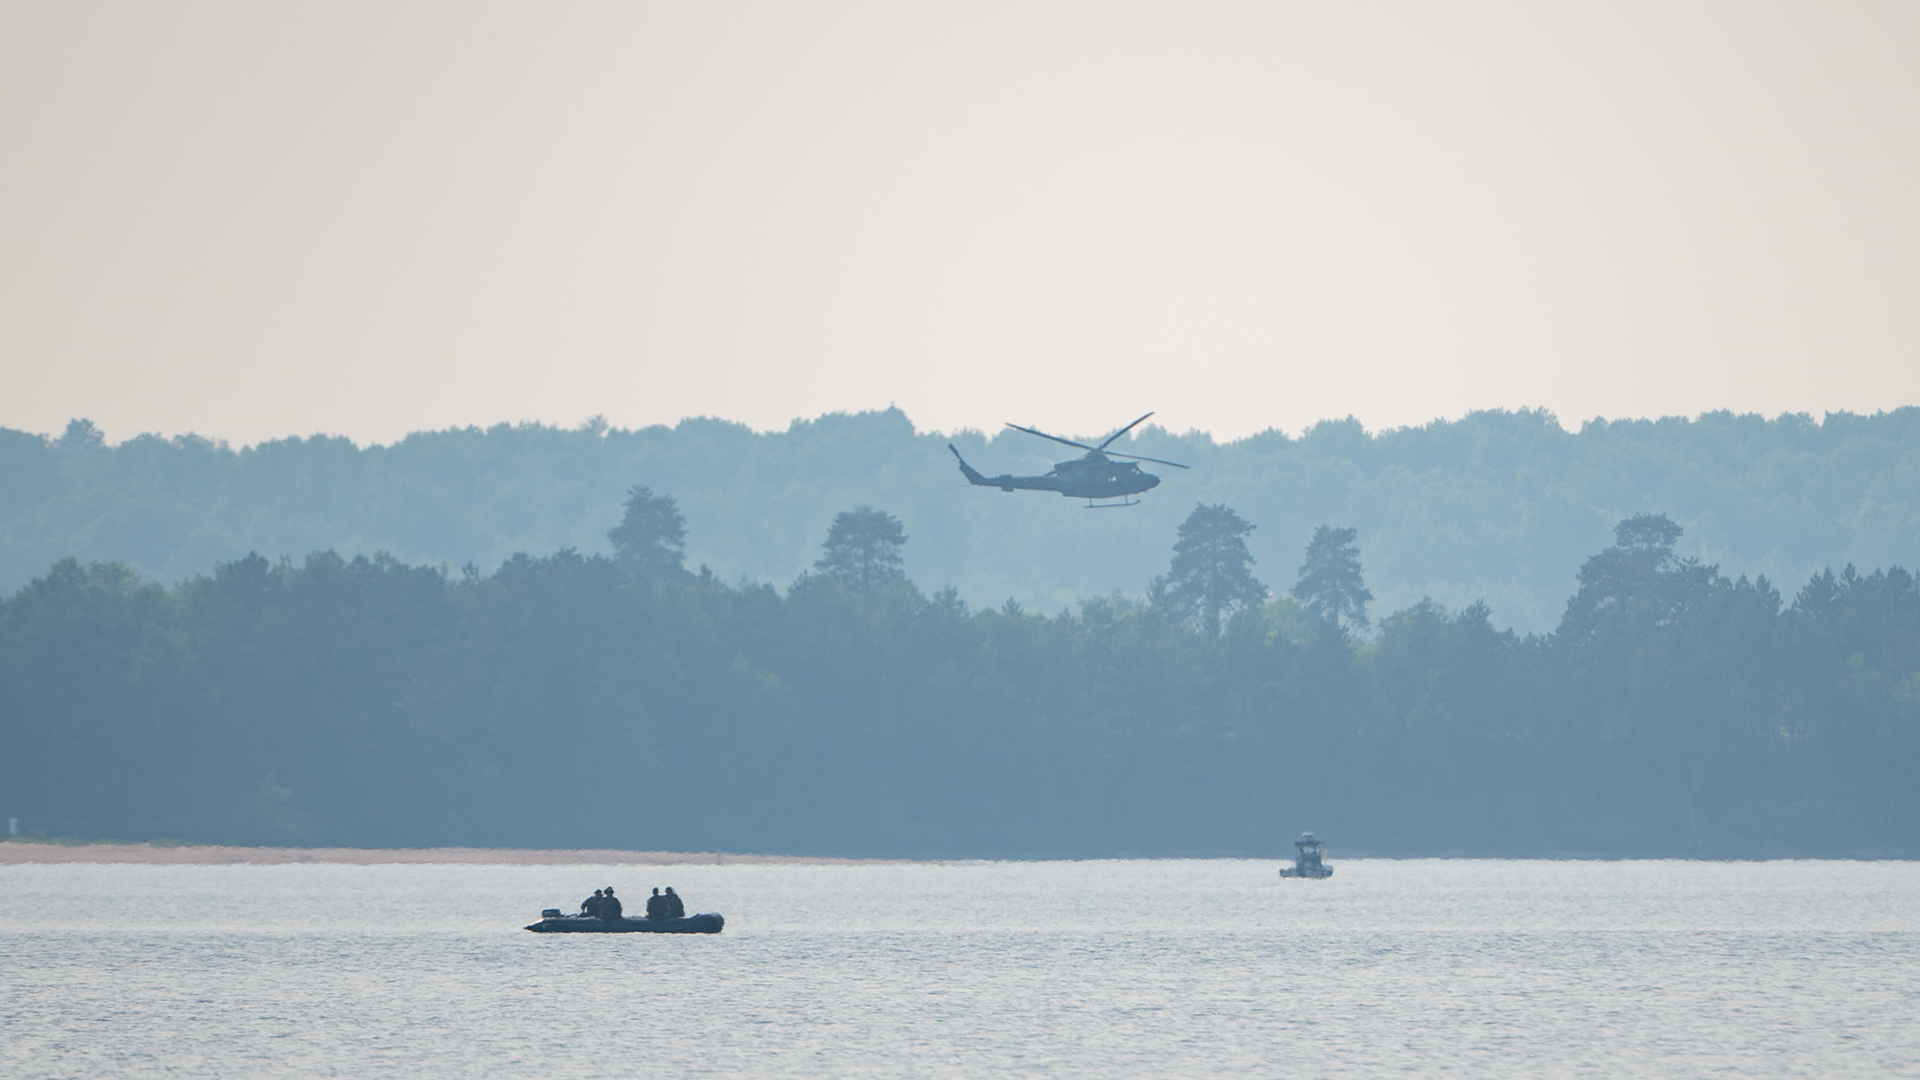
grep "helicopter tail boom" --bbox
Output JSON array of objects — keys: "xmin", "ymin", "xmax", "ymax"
[{"xmin": 949, "ymin": 445, "xmax": 1061, "ymax": 493}]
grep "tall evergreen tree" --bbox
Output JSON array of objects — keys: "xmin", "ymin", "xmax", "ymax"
[
  {"xmin": 607, "ymin": 485, "xmax": 689, "ymax": 581},
  {"xmin": 1290, "ymin": 525, "xmax": 1373, "ymax": 632},
  {"xmin": 1152, "ymin": 503, "xmax": 1268, "ymax": 636},
  {"xmin": 815, "ymin": 506, "xmax": 906, "ymax": 591}
]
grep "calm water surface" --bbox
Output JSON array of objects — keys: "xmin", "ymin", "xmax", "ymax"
[{"xmin": 3, "ymin": 859, "xmax": 1917, "ymax": 1077}]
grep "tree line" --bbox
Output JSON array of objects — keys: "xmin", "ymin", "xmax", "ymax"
[
  {"xmin": 6, "ymin": 406, "xmax": 1919, "ymax": 634},
  {"xmin": 2, "ymin": 491, "xmax": 1916, "ymax": 857}
]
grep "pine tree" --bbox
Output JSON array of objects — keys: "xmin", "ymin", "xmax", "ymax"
[
  {"xmin": 1556, "ymin": 513, "xmax": 1711, "ymax": 643},
  {"xmin": 1152, "ymin": 503, "xmax": 1268, "ymax": 636},
  {"xmin": 607, "ymin": 485, "xmax": 689, "ymax": 582},
  {"xmin": 815, "ymin": 506, "xmax": 907, "ymax": 591},
  {"xmin": 1291, "ymin": 525, "xmax": 1373, "ymax": 632}
]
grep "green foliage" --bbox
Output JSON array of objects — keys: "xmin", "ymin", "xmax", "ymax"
[
  {"xmin": 1151, "ymin": 503, "xmax": 1268, "ymax": 636},
  {"xmin": 58, "ymin": 419, "xmax": 105, "ymax": 451},
  {"xmin": 814, "ymin": 506, "xmax": 907, "ymax": 592},
  {"xmin": 2, "ymin": 514, "xmax": 1917, "ymax": 858},
  {"xmin": 1291, "ymin": 525, "xmax": 1374, "ymax": 631},
  {"xmin": 6, "ymin": 407, "xmax": 1920, "ymax": 634},
  {"xmin": 1557, "ymin": 512, "xmax": 1714, "ymax": 647},
  {"xmin": 607, "ymin": 485, "xmax": 689, "ymax": 581}
]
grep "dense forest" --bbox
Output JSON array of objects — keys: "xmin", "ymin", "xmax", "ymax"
[
  {"xmin": 3, "ymin": 493, "xmax": 1914, "ymax": 859},
  {"xmin": 4, "ymin": 406, "xmax": 1919, "ymax": 632}
]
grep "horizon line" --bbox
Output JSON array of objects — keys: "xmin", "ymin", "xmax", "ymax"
[{"xmin": 14, "ymin": 403, "xmax": 1920, "ymax": 454}]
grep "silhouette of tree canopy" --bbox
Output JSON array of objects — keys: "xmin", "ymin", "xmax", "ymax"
[
  {"xmin": 814, "ymin": 506, "xmax": 906, "ymax": 591},
  {"xmin": 1557, "ymin": 512, "xmax": 1717, "ymax": 645},
  {"xmin": 2, "ymin": 509, "xmax": 1917, "ymax": 859},
  {"xmin": 1615, "ymin": 512, "xmax": 1685, "ymax": 554},
  {"xmin": 1291, "ymin": 525, "xmax": 1373, "ymax": 631},
  {"xmin": 56, "ymin": 419, "xmax": 104, "ymax": 451},
  {"xmin": 607, "ymin": 485, "xmax": 689, "ymax": 581},
  {"xmin": 9, "ymin": 407, "xmax": 1920, "ymax": 636},
  {"xmin": 1151, "ymin": 503, "xmax": 1267, "ymax": 636}
]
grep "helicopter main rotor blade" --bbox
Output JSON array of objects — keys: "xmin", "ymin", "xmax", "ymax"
[
  {"xmin": 1005, "ymin": 423, "xmax": 1100, "ymax": 453},
  {"xmin": 1107, "ymin": 452, "xmax": 1190, "ymax": 469},
  {"xmin": 1097, "ymin": 412, "xmax": 1156, "ymax": 451}
]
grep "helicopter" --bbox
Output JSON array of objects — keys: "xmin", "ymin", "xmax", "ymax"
[{"xmin": 948, "ymin": 412, "xmax": 1188, "ymax": 507}]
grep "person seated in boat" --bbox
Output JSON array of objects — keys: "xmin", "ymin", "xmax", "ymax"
[
  {"xmin": 645, "ymin": 887, "xmax": 672, "ymax": 920},
  {"xmin": 581, "ymin": 889, "xmax": 603, "ymax": 917},
  {"xmin": 599, "ymin": 886, "xmax": 623, "ymax": 920},
  {"xmin": 664, "ymin": 886, "xmax": 686, "ymax": 919}
]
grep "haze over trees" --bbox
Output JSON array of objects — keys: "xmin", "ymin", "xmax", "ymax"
[
  {"xmin": 4, "ymin": 407, "xmax": 1919, "ymax": 632},
  {"xmin": 2, "ymin": 500, "xmax": 1914, "ymax": 859},
  {"xmin": 814, "ymin": 506, "xmax": 908, "ymax": 591},
  {"xmin": 607, "ymin": 485, "xmax": 690, "ymax": 582},
  {"xmin": 1291, "ymin": 525, "xmax": 1374, "ymax": 632},
  {"xmin": 1150, "ymin": 503, "xmax": 1267, "ymax": 636}
]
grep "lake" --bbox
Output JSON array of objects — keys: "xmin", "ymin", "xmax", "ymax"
[{"xmin": 4, "ymin": 858, "xmax": 1917, "ymax": 1077}]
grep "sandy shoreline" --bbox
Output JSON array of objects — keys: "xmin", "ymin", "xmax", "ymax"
[{"xmin": 0, "ymin": 841, "xmax": 907, "ymax": 866}]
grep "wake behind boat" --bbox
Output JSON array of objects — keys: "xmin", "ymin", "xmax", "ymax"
[{"xmin": 526, "ymin": 910, "xmax": 724, "ymax": 934}]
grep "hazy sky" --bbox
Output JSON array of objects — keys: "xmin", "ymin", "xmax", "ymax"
[{"xmin": 4, "ymin": 1, "xmax": 1917, "ymax": 447}]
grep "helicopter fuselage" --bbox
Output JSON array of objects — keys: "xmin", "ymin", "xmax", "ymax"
[{"xmin": 952, "ymin": 449, "xmax": 1161, "ymax": 500}]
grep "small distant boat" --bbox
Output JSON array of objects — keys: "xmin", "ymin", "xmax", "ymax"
[
  {"xmin": 1279, "ymin": 832, "xmax": 1333, "ymax": 879},
  {"xmin": 526, "ymin": 910, "xmax": 725, "ymax": 934}
]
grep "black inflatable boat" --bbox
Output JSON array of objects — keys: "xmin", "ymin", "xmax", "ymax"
[{"xmin": 525, "ymin": 911, "xmax": 725, "ymax": 934}]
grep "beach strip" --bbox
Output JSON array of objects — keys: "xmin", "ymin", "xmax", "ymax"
[{"xmin": 0, "ymin": 841, "xmax": 903, "ymax": 866}]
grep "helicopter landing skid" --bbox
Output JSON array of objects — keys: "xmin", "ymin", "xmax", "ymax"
[{"xmin": 1084, "ymin": 497, "xmax": 1140, "ymax": 508}]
